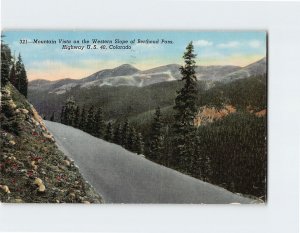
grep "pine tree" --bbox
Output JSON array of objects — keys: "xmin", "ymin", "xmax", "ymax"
[
  {"xmin": 73, "ymin": 106, "xmax": 80, "ymax": 128},
  {"xmin": 50, "ymin": 112, "xmax": 55, "ymax": 121},
  {"xmin": 62, "ymin": 97, "xmax": 77, "ymax": 126},
  {"xmin": 173, "ymin": 42, "xmax": 198, "ymax": 171},
  {"xmin": 15, "ymin": 54, "xmax": 28, "ymax": 97},
  {"xmin": 9, "ymin": 63, "xmax": 17, "ymax": 87},
  {"xmin": 127, "ymin": 126, "xmax": 137, "ymax": 152},
  {"xmin": 94, "ymin": 107, "xmax": 106, "ymax": 138},
  {"xmin": 113, "ymin": 123, "xmax": 122, "ymax": 145},
  {"xmin": 60, "ymin": 106, "xmax": 66, "ymax": 124},
  {"xmin": 1, "ymin": 43, "xmax": 12, "ymax": 86},
  {"xmin": 19, "ymin": 64, "xmax": 28, "ymax": 97},
  {"xmin": 104, "ymin": 122, "xmax": 114, "ymax": 142},
  {"xmin": 148, "ymin": 106, "xmax": 164, "ymax": 162},
  {"xmin": 86, "ymin": 105, "xmax": 95, "ymax": 134},
  {"xmin": 121, "ymin": 119, "xmax": 130, "ymax": 148},
  {"xmin": 136, "ymin": 133, "xmax": 144, "ymax": 155},
  {"xmin": 79, "ymin": 106, "xmax": 87, "ymax": 130}
]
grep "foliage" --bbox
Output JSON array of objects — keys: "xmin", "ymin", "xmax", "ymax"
[
  {"xmin": 148, "ymin": 106, "xmax": 164, "ymax": 161},
  {"xmin": 172, "ymin": 42, "xmax": 198, "ymax": 171},
  {"xmin": 1, "ymin": 43, "xmax": 12, "ymax": 86}
]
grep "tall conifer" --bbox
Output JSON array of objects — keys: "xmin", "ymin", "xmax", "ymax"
[
  {"xmin": 149, "ymin": 106, "xmax": 164, "ymax": 162},
  {"xmin": 173, "ymin": 42, "xmax": 198, "ymax": 171},
  {"xmin": 95, "ymin": 107, "xmax": 106, "ymax": 138}
]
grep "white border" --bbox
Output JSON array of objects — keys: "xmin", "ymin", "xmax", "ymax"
[{"xmin": 1, "ymin": 1, "xmax": 299, "ymax": 232}]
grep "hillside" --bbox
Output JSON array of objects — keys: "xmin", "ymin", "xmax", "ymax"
[
  {"xmin": 28, "ymin": 58, "xmax": 265, "ymax": 95},
  {"xmin": 0, "ymin": 84, "xmax": 102, "ymax": 203}
]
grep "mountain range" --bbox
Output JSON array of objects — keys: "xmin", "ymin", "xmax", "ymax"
[{"xmin": 29, "ymin": 57, "xmax": 266, "ymax": 94}]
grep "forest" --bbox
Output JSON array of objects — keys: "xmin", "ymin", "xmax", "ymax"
[{"xmin": 55, "ymin": 42, "xmax": 267, "ymax": 200}]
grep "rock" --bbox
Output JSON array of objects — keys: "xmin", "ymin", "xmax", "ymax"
[
  {"xmin": 63, "ymin": 160, "xmax": 71, "ymax": 167},
  {"xmin": 14, "ymin": 198, "xmax": 23, "ymax": 203},
  {"xmin": 42, "ymin": 132, "xmax": 53, "ymax": 140},
  {"xmin": 0, "ymin": 185, "xmax": 11, "ymax": 194},
  {"xmin": 38, "ymin": 184, "xmax": 46, "ymax": 192},
  {"xmin": 15, "ymin": 109, "xmax": 21, "ymax": 114},
  {"xmin": 31, "ymin": 161, "xmax": 38, "ymax": 170},
  {"xmin": 69, "ymin": 193, "xmax": 76, "ymax": 198},
  {"xmin": 34, "ymin": 178, "xmax": 43, "ymax": 186},
  {"xmin": 9, "ymin": 140, "xmax": 16, "ymax": 146},
  {"xmin": 8, "ymin": 100, "xmax": 17, "ymax": 109},
  {"xmin": 82, "ymin": 201, "xmax": 90, "ymax": 204},
  {"xmin": 8, "ymin": 156, "xmax": 16, "ymax": 160},
  {"xmin": 20, "ymin": 108, "xmax": 29, "ymax": 114}
]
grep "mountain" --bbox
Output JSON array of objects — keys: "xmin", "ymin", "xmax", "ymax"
[
  {"xmin": 0, "ymin": 83, "xmax": 103, "ymax": 203},
  {"xmin": 81, "ymin": 64, "xmax": 140, "ymax": 83},
  {"xmin": 28, "ymin": 58, "xmax": 266, "ymax": 95},
  {"xmin": 222, "ymin": 57, "xmax": 267, "ymax": 82}
]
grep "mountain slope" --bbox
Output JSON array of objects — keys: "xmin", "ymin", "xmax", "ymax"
[
  {"xmin": 45, "ymin": 121, "xmax": 258, "ymax": 204},
  {"xmin": 0, "ymin": 84, "xmax": 102, "ymax": 203},
  {"xmin": 223, "ymin": 57, "xmax": 266, "ymax": 82},
  {"xmin": 28, "ymin": 58, "xmax": 265, "ymax": 94}
]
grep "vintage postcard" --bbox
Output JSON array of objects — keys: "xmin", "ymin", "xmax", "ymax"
[{"xmin": 0, "ymin": 31, "xmax": 267, "ymax": 204}]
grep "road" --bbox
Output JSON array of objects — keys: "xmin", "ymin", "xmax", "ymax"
[{"xmin": 45, "ymin": 121, "xmax": 257, "ymax": 204}]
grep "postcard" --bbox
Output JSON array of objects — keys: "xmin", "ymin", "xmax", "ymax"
[{"xmin": 0, "ymin": 31, "xmax": 267, "ymax": 204}]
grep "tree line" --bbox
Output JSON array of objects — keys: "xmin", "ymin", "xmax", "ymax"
[
  {"xmin": 58, "ymin": 97, "xmax": 144, "ymax": 155},
  {"xmin": 1, "ymin": 38, "xmax": 28, "ymax": 97}
]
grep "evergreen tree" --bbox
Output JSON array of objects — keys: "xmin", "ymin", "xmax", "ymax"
[
  {"xmin": 73, "ymin": 106, "xmax": 80, "ymax": 128},
  {"xmin": 9, "ymin": 63, "xmax": 17, "ymax": 87},
  {"xmin": 60, "ymin": 106, "xmax": 66, "ymax": 124},
  {"xmin": 121, "ymin": 119, "xmax": 130, "ymax": 148},
  {"xmin": 148, "ymin": 106, "xmax": 164, "ymax": 162},
  {"xmin": 79, "ymin": 106, "xmax": 87, "ymax": 130},
  {"xmin": 15, "ymin": 54, "xmax": 28, "ymax": 97},
  {"xmin": 62, "ymin": 97, "xmax": 77, "ymax": 126},
  {"xmin": 127, "ymin": 126, "xmax": 137, "ymax": 152},
  {"xmin": 136, "ymin": 133, "xmax": 144, "ymax": 155},
  {"xmin": 19, "ymin": 63, "xmax": 28, "ymax": 97},
  {"xmin": 50, "ymin": 112, "xmax": 55, "ymax": 121},
  {"xmin": 113, "ymin": 123, "xmax": 122, "ymax": 145},
  {"xmin": 1, "ymin": 43, "xmax": 12, "ymax": 86},
  {"xmin": 94, "ymin": 107, "xmax": 106, "ymax": 138},
  {"xmin": 86, "ymin": 105, "xmax": 95, "ymax": 134},
  {"xmin": 104, "ymin": 122, "xmax": 114, "ymax": 142},
  {"xmin": 173, "ymin": 42, "xmax": 198, "ymax": 171}
]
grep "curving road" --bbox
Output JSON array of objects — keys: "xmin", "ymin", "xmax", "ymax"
[{"xmin": 45, "ymin": 121, "xmax": 256, "ymax": 204}]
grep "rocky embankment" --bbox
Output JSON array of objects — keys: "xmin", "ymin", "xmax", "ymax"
[{"xmin": 0, "ymin": 84, "xmax": 102, "ymax": 203}]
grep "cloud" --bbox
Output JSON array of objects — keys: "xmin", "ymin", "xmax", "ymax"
[
  {"xmin": 248, "ymin": 40, "xmax": 262, "ymax": 48},
  {"xmin": 217, "ymin": 41, "xmax": 241, "ymax": 48},
  {"xmin": 194, "ymin": 40, "xmax": 213, "ymax": 47},
  {"xmin": 217, "ymin": 40, "xmax": 263, "ymax": 49}
]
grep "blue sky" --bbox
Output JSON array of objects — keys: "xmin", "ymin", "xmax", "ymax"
[{"xmin": 2, "ymin": 31, "xmax": 266, "ymax": 81}]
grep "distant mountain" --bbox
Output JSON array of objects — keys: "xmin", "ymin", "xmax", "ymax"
[
  {"xmin": 222, "ymin": 57, "xmax": 266, "ymax": 82},
  {"xmin": 28, "ymin": 57, "xmax": 266, "ymax": 94},
  {"xmin": 29, "ymin": 78, "xmax": 77, "ymax": 93},
  {"xmin": 81, "ymin": 64, "xmax": 140, "ymax": 83}
]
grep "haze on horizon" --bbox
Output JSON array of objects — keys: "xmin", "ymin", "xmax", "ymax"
[{"xmin": 3, "ymin": 31, "xmax": 267, "ymax": 81}]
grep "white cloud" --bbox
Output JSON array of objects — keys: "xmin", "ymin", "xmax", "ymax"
[
  {"xmin": 248, "ymin": 40, "xmax": 262, "ymax": 48},
  {"xmin": 194, "ymin": 40, "xmax": 213, "ymax": 47},
  {"xmin": 217, "ymin": 41, "xmax": 241, "ymax": 48}
]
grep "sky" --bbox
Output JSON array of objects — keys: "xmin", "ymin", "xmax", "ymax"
[{"xmin": 2, "ymin": 31, "xmax": 266, "ymax": 81}]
